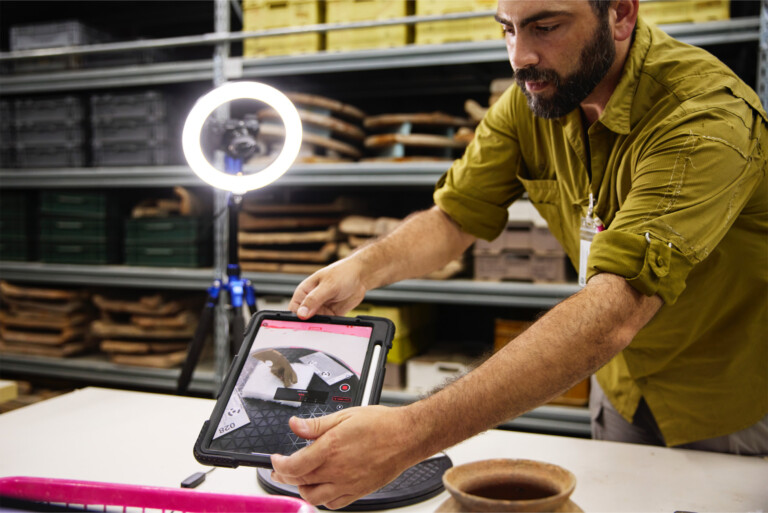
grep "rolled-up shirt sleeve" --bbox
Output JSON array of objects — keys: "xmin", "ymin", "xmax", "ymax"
[{"xmin": 587, "ymin": 104, "xmax": 767, "ymax": 304}]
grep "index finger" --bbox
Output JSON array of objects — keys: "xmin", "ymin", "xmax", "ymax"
[{"xmin": 290, "ymin": 275, "xmax": 319, "ymax": 318}]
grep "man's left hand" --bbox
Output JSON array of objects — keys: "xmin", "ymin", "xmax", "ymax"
[{"xmin": 270, "ymin": 405, "xmax": 420, "ymax": 510}]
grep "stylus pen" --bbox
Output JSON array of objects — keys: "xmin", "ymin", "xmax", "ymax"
[
  {"xmin": 180, "ymin": 467, "xmax": 216, "ymax": 488},
  {"xmin": 361, "ymin": 344, "xmax": 382, "ymax": 406}
]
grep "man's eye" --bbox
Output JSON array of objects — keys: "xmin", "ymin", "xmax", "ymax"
[
  {"xmin": 502, "ymin": 25, "xmax": 515, "ymax": 35},
  {"xmin": 536, "ymin": 24, "xmax": 559, "ymax": 33}
]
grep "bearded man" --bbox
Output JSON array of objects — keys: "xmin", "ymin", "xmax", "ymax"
[{"xmin": 271, "ymin": 1, "xmax": 768, "ymax": 508}]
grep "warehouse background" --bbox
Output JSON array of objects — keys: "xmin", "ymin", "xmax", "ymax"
[{"xmin": 0, "ymin": 1, "xmax": 763, "ymax": 436}]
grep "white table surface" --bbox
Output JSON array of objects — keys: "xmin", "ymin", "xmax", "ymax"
[{"xmin": 0, "ymin": 387, "xmax": 766, "ymax": 512}]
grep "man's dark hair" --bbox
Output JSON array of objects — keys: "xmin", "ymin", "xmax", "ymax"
[{"xmin": 589, "ymin": 0, "xmax": 612, "ymax": 19}]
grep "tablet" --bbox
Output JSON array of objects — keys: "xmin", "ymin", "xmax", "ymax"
[{"xmin": 193, "ymin": 310, "xmax": 394, "ymax": 468}]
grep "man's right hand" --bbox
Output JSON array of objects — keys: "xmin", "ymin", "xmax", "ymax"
[{"xmin": 290, "ymin": 258, "xmax": 368, "ymax": 319}]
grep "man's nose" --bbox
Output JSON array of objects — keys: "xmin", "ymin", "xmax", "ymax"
[{"xmin": 507, "ymin": 33, "xmax": 539, "ymax": 70}]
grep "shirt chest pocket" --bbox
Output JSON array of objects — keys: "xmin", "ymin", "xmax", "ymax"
[{"xmin": 517, "ymin": 176, "xmax": 567, "ymax": 246}]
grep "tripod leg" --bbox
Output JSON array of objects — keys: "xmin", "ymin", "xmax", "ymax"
[
  {"xmin": 177, "ymin": 295, "xmax": 216, "ymax": 394},
  {"xmin": 230, "ymin": 304, "xmax": 245, "ymax": 358}
]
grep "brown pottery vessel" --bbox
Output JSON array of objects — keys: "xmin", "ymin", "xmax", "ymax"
[{"xmin": 442, "ymin": 458, "xmax": 576, "ymax": 512}]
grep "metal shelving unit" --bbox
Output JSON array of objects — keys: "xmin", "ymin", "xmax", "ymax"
[
  {"xmin": 0, "ymin": 11, "xmax": 761, "ymax": 436},
  {"xmin": 0, "ymin": 17, "xmax": 759, "ymax": 94}
]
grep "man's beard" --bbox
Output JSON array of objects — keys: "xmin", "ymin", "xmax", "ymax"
[{"xmin": 514, "ymin": 17, "xmax": 616, "ymax": 119}]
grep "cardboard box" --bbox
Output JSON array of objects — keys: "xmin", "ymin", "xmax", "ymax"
[
  {"xmin": 415, "ymin": 0, "xmax": 500, "ymax": 45},
  {"xmin": 242, "ymin": 0, "xmax": 323, "ymax": 57},
  {"xmin": 639, "ymin": 0, "xmax": 729, "ymax": 25},
  {"xmin": 325, "ymin": 0, "xmax": 411, "ymax": 52},
  {"xmin": 406, "ymin": 352, "xmax": 474, "ymax": 395},
  {"xmin": 348, "ymin": 303, "xmax": 433, "ymax": 364}
]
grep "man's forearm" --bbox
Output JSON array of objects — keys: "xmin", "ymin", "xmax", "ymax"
[
  {"xmin": 399, "ymin": 273, "xmax": 663, "ymax": 463},
  {"xmin": 352, "ymin": 206, "xmax": 476, "ymax": 292}
]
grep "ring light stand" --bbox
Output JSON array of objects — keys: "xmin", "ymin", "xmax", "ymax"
[{"xmin": 177, "ymin": 82, "xmax": 302, "ymax": 394}]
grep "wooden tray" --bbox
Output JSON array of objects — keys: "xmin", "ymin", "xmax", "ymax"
[
  {"xmin": 364, "ymin": 112, "xmax": 472, "ymax": 129},
  {"xmin": 0, "ymin": 325, "xmax": 86, "ymax": 346},
  {"xmin": 90, "ymin": 321, "xmax": 195, "ymax": 340},
  {"xmin": 259, "ymin": 123, "xmax": 362, "ymax": 159},
  {"xmin": 109, "ymin": 350, "xmax": 188, "ymax": 369},
  {"xmin": 0, "ymin": 281, "xmax": 86, "ymax": 302},
  {"xmin": 287, "ymin": 92, "xmax": 366, "ymax": 121},
  {"xmin": 259, "ymin": 108, "xmax": 365, "ymax": 140},
  {"xmin": 0, "ymin": 310, "xmax": 89, "ymax": 330},
  {"xmin": 100, "ymin": 340, "xmax": 189, "ymax": 355},
  {"xmin": 364, "ymin": 133, "xmax": 467, "ymax": 149},
  {"xmin": 0, "ymin": 339, "xmax": 92, "ymax": 358},
  {"xmin": 92, "ymin": 295, "xmax": 184, "ymax": 317},
  {"xmin": 239, "ymin": 212, "xmax": 340, "ymax": 231},
  {"xmin": 239, "ymin": 242, "xmax": 337, "ymax": 264},
  {"xmin": 239, "ymin": 262, "xmax": 324, "ymax": 274},
  {"xmin": 238, "ymin": 226, "xmax": 338, "ymax": 246}
]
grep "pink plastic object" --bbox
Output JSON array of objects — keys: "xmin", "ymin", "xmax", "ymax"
[{"xmin": 0, "ymin": 476, "xmax": 315, "ymax": 512}]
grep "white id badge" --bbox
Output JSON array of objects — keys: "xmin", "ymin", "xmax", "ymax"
[{"xmin": 579, "ymin": 194, "xmax": 604, "ymax": 287}]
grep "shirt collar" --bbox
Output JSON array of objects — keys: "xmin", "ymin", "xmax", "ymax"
[{"xmin": 596, "ymin": 17, "xmax": 652, "ymax": 135}]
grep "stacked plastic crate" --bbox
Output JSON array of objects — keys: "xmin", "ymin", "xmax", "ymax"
[
  {"xmin": 0, "ymin": 191, "xmax": 35, "ymax": 262},
  {"xmin": 90, "ymin": 90, "xmax": 177, "ymax": 167},
  {"xmin": 473, "ymin": 200, "xmax": 570, "ymax": 283},
  {"xmin": 0, "ymin": 101, "xmax": 13, "ymax": 168},
  {"xmin": 38, "ymin": 191, "xmax": 121, "ymax": 265},
  {"xmin": 124, "ymin": 216, "xmax": 212, "ymax": 268},
  {"xmin": 13, "ymin": 96, "xmax": 87, "ymax": 168}
]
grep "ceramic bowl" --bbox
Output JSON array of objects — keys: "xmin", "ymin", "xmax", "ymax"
[{"xmin": 442, "ymin": 458, "xmax": 576, "ymax": 512}]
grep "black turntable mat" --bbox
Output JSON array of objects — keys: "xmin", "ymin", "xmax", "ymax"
[{"xmin": 257, "ymin": 453, "xmax": 453, "ymax": 511}]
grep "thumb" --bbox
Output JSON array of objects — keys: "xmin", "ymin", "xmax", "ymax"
[{"xmin": 289, "ymin": 411, "xmax": 344, "ymax": 440}]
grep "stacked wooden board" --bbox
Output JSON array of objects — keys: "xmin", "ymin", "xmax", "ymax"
[
  {"xmin": 0, "ymin": 281, "xmax": 94, "ymax": 357},
  {"xmin": 337, "ymin": 215, "xmax": 466, "ymax": 279},
  {"xmin": 238, "ymin": 196, "xmax": 354, "ymax": 274},
  {"xmin": 253, "ymin": 92, "xmax": 366, "ymax": 163},
  {"xmin": 363, "ymin": 111, "xmax": 473, "ymax": 161},
  {"xmin": 91, "ymin": 293, "xmax": 200, "ymax": 368}
]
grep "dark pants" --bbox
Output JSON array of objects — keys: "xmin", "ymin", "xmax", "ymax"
[{"xmin": 589, "ymin": 376, "xmax": 768, "ymax": 456}]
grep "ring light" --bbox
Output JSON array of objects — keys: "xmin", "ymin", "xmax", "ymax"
[{"xmin": 182, "ymin": 81, "xmax": 302, "ymax": 195}]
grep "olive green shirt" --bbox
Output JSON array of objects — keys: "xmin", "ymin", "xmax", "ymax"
[{"xmin": 434, "ymin": 17, "xmax": 768, "ymax": 446}]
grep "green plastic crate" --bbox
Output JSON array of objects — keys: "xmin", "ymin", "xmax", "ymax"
[
  {"xmin": 124, "ymin": 216, "xmax": 210, "ymax": 244},
  {"xmin": 124, "ymin": 243, "xmax": 212, "ymax": 268},
  {"xmin": 39, "ymin": 216, "xmax": 120, "ymax": 244},
  {"xmin": 40, "ymin": 191, "xmax": 119, "ymax": 218},
  {"xmin": 40, "ymin": 241, "xmax": 119, "ymax": 264}
]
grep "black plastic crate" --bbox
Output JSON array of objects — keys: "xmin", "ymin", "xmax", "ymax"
[
  {"xmin": 0, "ymin": 143, "xmax": 14, "ymax": 168},
  {"xmin": 125, "ymin": 216, "xmax": 210, "ymax": 244},
  {"xmin": 0, "ymin": 215, "xmax": 31, "ymax": 241},
  {"xmin": 40, "ymin": 191, "xmax": 119, "ymax": 219},
  {"xmin": 14, "ymin": 120, "xmax": 86, "ymax": 146},
  {"xmin": 91, "ymin": 118, "xmax": 169, "ymax": 144},
  {"xmin": 0, "ymin": 190, "xmax": 33, "ymax": 215},
  {"xmin": 13, "ymin": 96, "xmax": 85, "ymax": 124},
  {"xmin": 0, "ymin": 101, "xmax": 13, "ymax": 132},
  {"xmin": 15, "ymin": 142, "xmax": 85, "ymax": 168},
  {"xmin": 124, "ymin": 243, "xmax": 212, "ymax": 268},
  {"xmin": 39, "ymin": 241, "xmax": 120, "ymax": 265},
  {"xmin": 0, "ymin": 239, "xmax": 34, "ymax": 262},
  {"xmin": 39, "ymin": 216, "xmax": 121, "ymax": 244},
  {"xmin": 90, "ymin": 91, "xmax": 168, "ymax": 123},
  {"xmin": 91, "ymin": 140, "xmax": 174, "ymax": 166},
  {"xmin": 10, "ymin": 20, "xmax": 109, "ymax": 51}
]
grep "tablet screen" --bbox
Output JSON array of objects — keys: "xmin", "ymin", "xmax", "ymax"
[{"xmin": 208, "ymin": 319, "xmax": 373, "ymax": 457}]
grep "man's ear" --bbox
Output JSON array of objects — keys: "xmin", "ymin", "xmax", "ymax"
[{"xmin": 613, "ymin": 0, "xmax": 639, "ymax": 42}]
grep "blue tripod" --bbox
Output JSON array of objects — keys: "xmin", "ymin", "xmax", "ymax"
[{"xmin": 177, "ymin": 155, "xmax": 257, "ymax": 394}]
